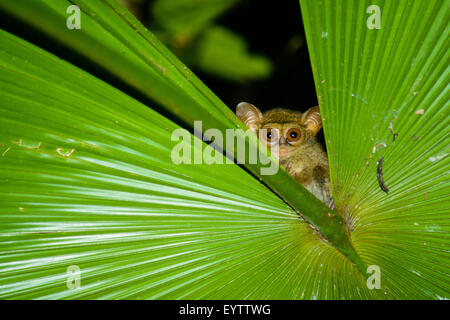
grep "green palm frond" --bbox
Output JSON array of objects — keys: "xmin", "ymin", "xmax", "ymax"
[
  {"xmin": 300, "ymin": 0, "xmax": 449, "ymax": 298},
  {"xmin": 0, "ymin": 30, "xmax": 368, "ymax": 299},
  {"xmin": 0, "ymin": 0, "xmax": 356, "ymax": 259},
  {"xmin": 0, "ymin": 0, "xmax": 448, "ymax": 299}
]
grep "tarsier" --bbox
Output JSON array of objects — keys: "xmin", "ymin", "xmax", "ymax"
[{"xmin": 236, "ymin": 102, "xmax": 334, "ymax": 208}]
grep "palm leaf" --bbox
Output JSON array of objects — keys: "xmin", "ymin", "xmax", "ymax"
[
  {"xmin": 0, "ymin": 0, "xmax": 448, "ymax": 299},
  {"xmin": 300, "ymin": 0, "xmax": 449, "ymax": 298},
  {"xmin": 0, "ymin": 0, "xmax": 358, "ymax": 261},
  {"xmin": 0, "ymin": 29, "xmax": 371, "ymax": 299}
]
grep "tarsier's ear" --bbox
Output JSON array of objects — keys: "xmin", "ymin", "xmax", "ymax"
[
  {"xmin": 301, "ymin": 106, "xmax": 322, "ymax": 136},
  {"xmin": 236, "ymin": 102, "xmax": 263, "ymax": 133}
]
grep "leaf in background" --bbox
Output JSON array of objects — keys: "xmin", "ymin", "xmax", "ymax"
[
  {"xmin": 195, "ymin": 26, "xmax": 272, "ymax": 82},
  {"xmin": 152, "ymin": 0, "xmax": 237, "ymax": 38},
  {"xmin": 300, "ymin": 0, "xmax": 450, "ymax": 299},
  {"xmin": 150, "ymin": 0, "xmax": 272, "ymax": 82},
  {"xmin": 0, "ymin": 30, "xmax": 371, "ymax": 299}
]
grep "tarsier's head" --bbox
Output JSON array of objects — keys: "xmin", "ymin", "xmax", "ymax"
[{"xmin": 236, "ymin": 102, "xmax": 322, "ymax": 161}]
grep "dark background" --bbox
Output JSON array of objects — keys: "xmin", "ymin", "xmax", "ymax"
[
  {"xmin": 124, "ymin": 0, "xmax": 318, "ymax": 113},
  {"xmin": 135, "ymin": 0, "xmax": 323, "ymax": 143},
  {"xmin": 1, "ymin": 0, "xmax": 318, "ymax": 124},
  {"xmin": 198, "ymin": 0, "xmax": 318, "ymax": 112}
]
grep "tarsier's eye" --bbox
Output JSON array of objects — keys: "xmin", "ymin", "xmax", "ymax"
[
  {"xmin": 261, "ymin": 128, "xmax": 277, "ymax": 144},
  {"xmin": 286, "ymin": 128, "xmax": 301, "ymax": 142},
  {"xmin": 266, "ymin": 129, "xmax": 273, "ymax": 140}
]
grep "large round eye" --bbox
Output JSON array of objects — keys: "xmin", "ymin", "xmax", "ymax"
[
  {"xmin": 286, "ymin": 128, "xmax": 301, "ymax": 142},
  {"xmin": 260, "ymin": 128, "xmax": 277, "ymax": 144}
]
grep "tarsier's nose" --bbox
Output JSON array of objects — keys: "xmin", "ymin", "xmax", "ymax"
[{"xmin": 279, "ymin": 136, "xmax": 287, "ymax": 145}]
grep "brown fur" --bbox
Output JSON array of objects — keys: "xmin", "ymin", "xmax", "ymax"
[{"xmin": 236, "ymin": 102, "xmax": 334, "ymax": 208}]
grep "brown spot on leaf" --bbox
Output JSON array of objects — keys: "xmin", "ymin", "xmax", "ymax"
[
  {"xmin": 56, "ymin": 148, "xmax": 75, "ymax": 158},
  {"xmin": 415, "ymin": 109, "xmax": 424, "ymax": 115}
]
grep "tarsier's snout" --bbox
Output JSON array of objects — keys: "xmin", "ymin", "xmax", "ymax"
[{"xmin": 277, "ymin": 147, "xmax": 290, "ymax": 160}]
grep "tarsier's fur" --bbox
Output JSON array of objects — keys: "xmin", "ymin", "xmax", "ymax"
[{"xmin": 236, "ymin": 103, "xmax": 334, "ymax": 208}]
